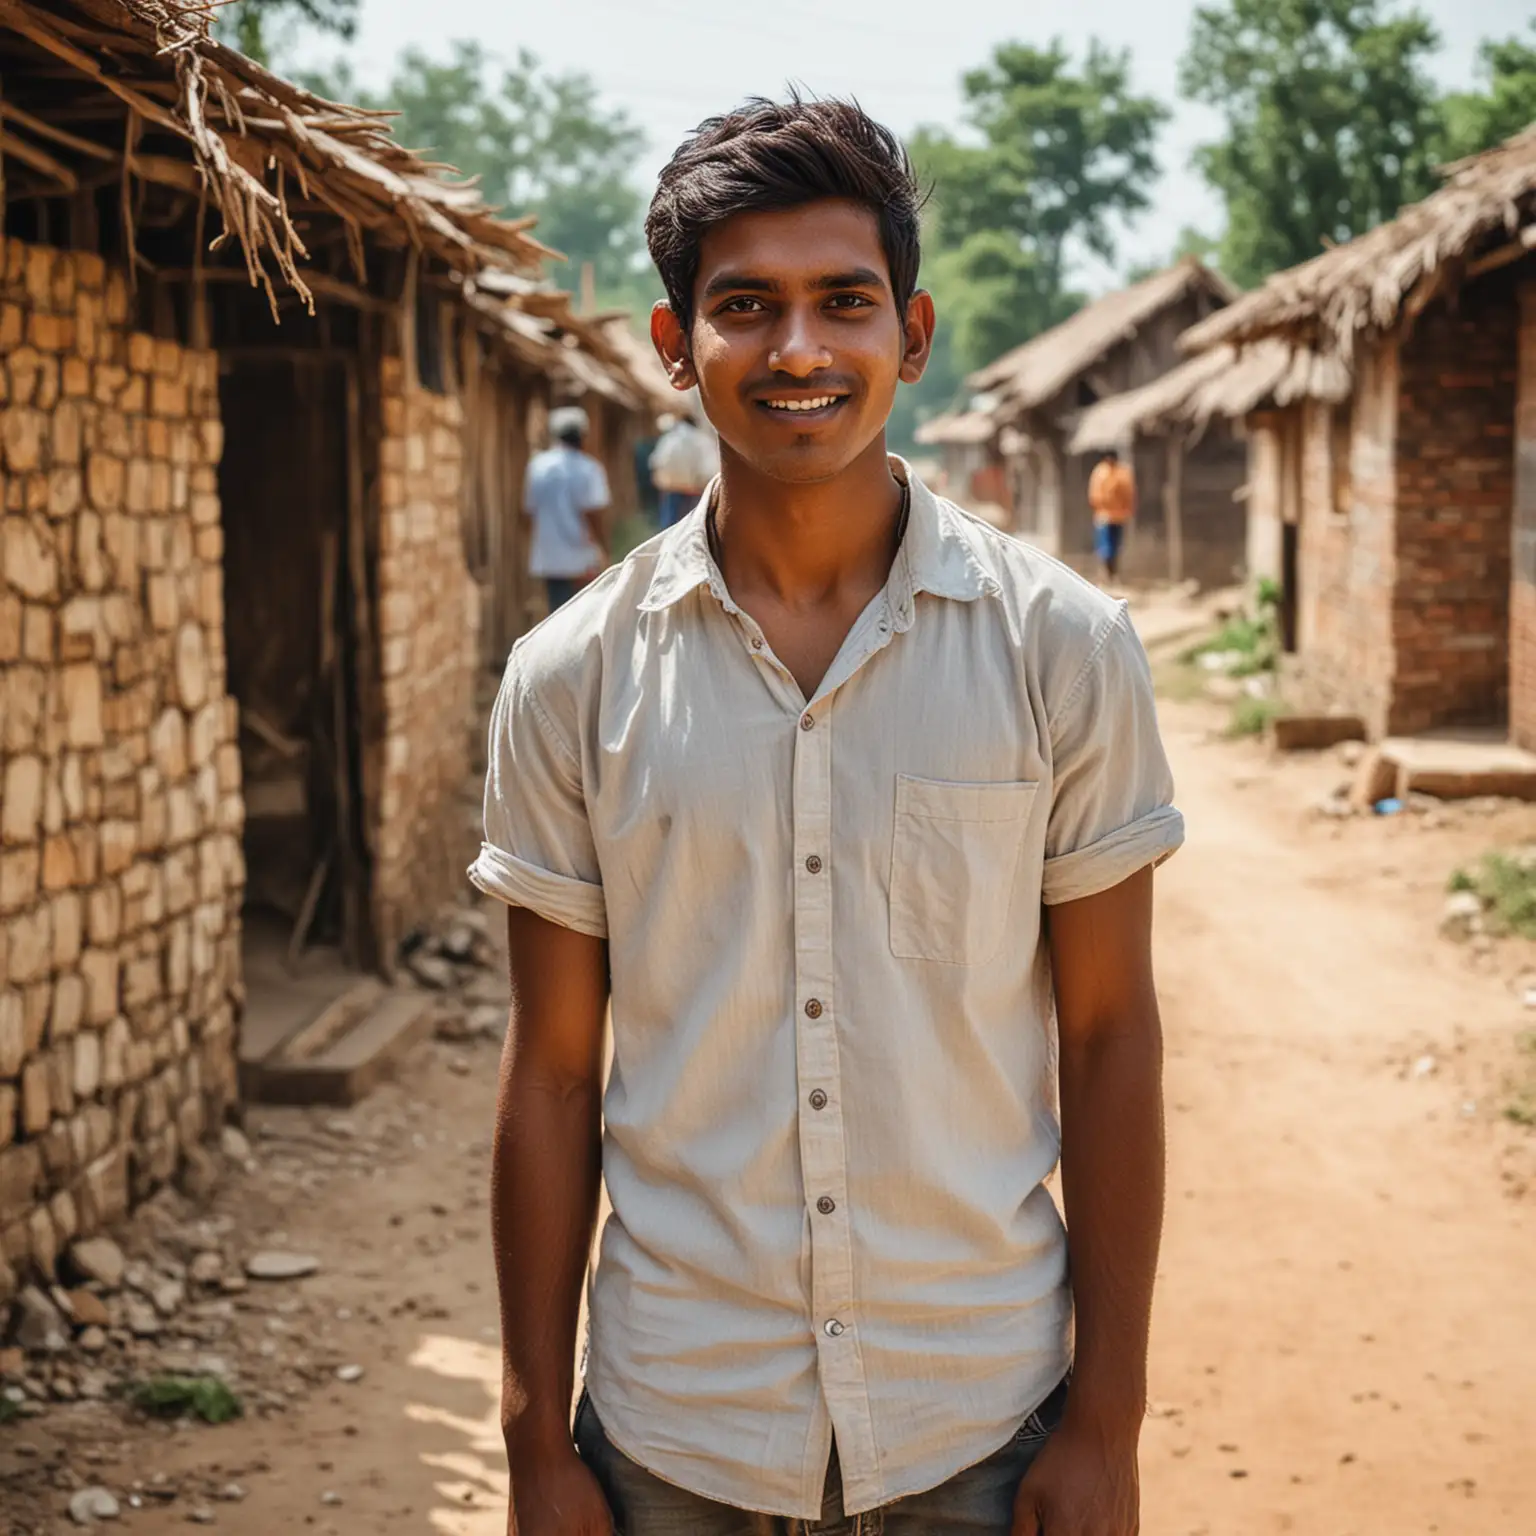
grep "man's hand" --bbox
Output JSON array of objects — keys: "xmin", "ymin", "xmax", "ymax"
[
  {"xmin": 1012, "ymin": 1419, "xmax": 1140, "ymax": 1536},
  {"xmin": 508, "ymin": 1441, "xmax": 613, "ymax": 1536}
]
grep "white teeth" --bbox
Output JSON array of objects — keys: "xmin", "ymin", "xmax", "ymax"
[{"xmin": 765, "ymin": 396, "xmax": 839, "ymax": 412}]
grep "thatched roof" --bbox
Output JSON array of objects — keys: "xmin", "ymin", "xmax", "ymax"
[
  {"xmin": 1183, "ymin": 124, "xmax": 1536, "ymax": 358},
  {"xmin": 1070, "ymin": 340, "xmax": 1351, "ymax": 451},
  {"xmin": 966, "ymin": 257, "xmax": 1240, "ymax": 415},
  {"xmin": 914, "ymin": 410, "xmax": 996, "ymax": 447},
  {"xmin": 0, "ymin": 0, "xmax": 554, "ymax": 316}
]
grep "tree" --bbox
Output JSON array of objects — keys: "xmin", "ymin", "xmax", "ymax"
[
  {"xmin": 911, "ymin": 40, "xmax": 1168, "ymax": 374},
  {"xmin": 1125, "ymin": 226, "xmax": 1222, "ymax": 285},
  {"xmin": 1440, "ymin": 22, "xmax": 1536, "ymax": 161},
  {"xmin": 1181, "ymin": 0, "xmax": 1444, "ymax": 289},
  {"xmin": 304, "ymin": 44, "xmax": 651, "ymax": 305},
  {"xmin": 217, "ymin": 0, "xmax": 357, "ymax": 66}
]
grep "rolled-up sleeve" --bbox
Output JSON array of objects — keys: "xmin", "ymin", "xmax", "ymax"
[
  {"xmin": 467, "ymin": 655, "xmax": 607, "ymax": 937},
  {"xmin": 1042, "ymin": 604, "xmax": 1184, "ymax": 906}
]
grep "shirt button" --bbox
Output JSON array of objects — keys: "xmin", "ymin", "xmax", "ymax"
[
  {"xmin": 804, "ymin": 854, "xmax": 823, "ymax": 875},
  {"xmin": 808, "ymin": 1089, "xmax": 828, "ymax": 1110},
  {"xmin": 750, "ymin": 637, "xmax": 763, "ymax": 650},
  {"xmin": 824, "ymin": 1319, "xmax": 846, "ymax": 1338},
  {"xmin": 800, "ymin": 713, "xmax": 815, "ymax": 731},
  {"xmin": 816, "ymin": 1196, "xmax": 836, "ymax": 1215},
  {"xmin": 804, "ymin": 998, "xmax": 823, "ymax": 1020}
]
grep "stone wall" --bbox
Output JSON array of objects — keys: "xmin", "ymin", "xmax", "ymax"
[
  {"xmin": 372, "ymin": 357, "xmax": 478, "ymax": 959},
  {"xmin": 1390, "ymin": 275, "xmax": 1518, "ymax": 736},
  {"xmin": 1512, "ymin": 280, "xmax": 1536, "ymax": 753},
  {"xmin": 0, "ymin": 239, "xmax": 242, "ymax": 1302},
  {"xmin": 1295, "ymin": 341, "xmax": 1401, "ymax": 735}
]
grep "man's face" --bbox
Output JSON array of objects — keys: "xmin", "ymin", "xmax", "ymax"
[{"xmin": 652, "ymin": 199, "xmax": 933, "ymax": 485}]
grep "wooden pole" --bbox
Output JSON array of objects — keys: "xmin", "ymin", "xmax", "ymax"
[{"xmin": 1165, "ymin": 433, "xmax": 1185, "ymax": 585}]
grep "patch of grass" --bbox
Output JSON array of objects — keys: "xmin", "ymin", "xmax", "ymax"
[
  {"xmin": 1506, "ymin": 1030, "xmax": 1536, "ymax": 1128},
  {"xmin": 1183, "ymin": 583, "xmax": 1283, "ymax": 677},
  {"xmin": 1226, "ymin": 695, "xmax": 1285, "ymax": 739},
  {"xmin": 128, "ymin": 1375, "xmax": 242, "ymax": 1425},
  {"xmin": 1451, "ymin": 850, "xmax": 1536, "ymax": 939},
  {"xmin": 0, "ymin": 1393, "xmax": 22, "ymax": 1425}
]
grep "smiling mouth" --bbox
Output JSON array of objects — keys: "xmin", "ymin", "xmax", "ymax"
[{"xmin": 757, "ymin": 394, "xmax": 850, "ymax": 416}]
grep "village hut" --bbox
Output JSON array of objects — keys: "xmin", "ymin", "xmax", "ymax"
[
  {"xmin": 965, "ymin": 257, "xmax": 1245, "ymax": 585},
  {"xmin": 0, "ymin": 0, "xmax": 656, "ymax": 1293},
  {"xmin": 1171, "ymin": 124, "xmax": 1536, "ymax": 743},
  {"xmin": 912, "ymin": 407, "xmax": 1010, "ymax": 515}
]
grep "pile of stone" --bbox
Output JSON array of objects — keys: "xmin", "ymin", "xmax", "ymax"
[{"xmin": 402, "ymin": 903, "xmax": 508, "ymax": 1043}]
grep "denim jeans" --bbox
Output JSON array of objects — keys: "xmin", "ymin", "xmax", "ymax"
[
  {"xmin": 545, "ymin": 576, "xmax": 583, "ymax": 612},
  {"xmin": 574, "ymin": 1378, "xmax": 1068, "ymax": 1535}
]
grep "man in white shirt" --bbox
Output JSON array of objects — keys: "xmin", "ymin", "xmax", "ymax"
[
  {"xmin": 524, "ymin": 405, "xmax": 610, "ymax": 612},
  {"xmin": 650, "ymin": 410, "xmax": 720, "ymax": 528},
  {"xmin": 476, "ymin": 96, "xmax": 1181, "ymax": 1536}
]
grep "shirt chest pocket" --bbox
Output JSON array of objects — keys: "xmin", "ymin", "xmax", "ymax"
[{"xmin": 889, "ymin": 775, "xmax": 1041, "ymax": 965}]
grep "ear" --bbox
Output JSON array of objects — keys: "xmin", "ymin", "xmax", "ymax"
[
  {"xmin": 898, "ymin": 290, "xmax": 936, "ymax": 386},
  {"xmin": 651, "ymin": 301, "xmax": 698, "ymax": 392}
]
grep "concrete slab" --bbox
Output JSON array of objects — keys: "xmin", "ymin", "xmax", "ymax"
[{"xmin": 1377, "ymin": 732, "xmax": 1536, "ymax": 802}]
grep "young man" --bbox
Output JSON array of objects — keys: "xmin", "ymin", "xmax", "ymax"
[
  {"xmin": 650, "ymin": 408, "xmax": 720, "ymax": 528},
  {"xmin": 474, "ymin": 97, "xmax": 1182, "ymax": 1536},
  {"xmin": 524, "ymin": 405, "xmax": 610, "ymax": 612},
  {"xmin": 1087, "ymin": 448, "xmax": 1137, "ymax": 587}
]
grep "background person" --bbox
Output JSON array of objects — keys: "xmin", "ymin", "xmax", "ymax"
[
  {"xmin": 1087, "ymin": 447, "xmax": 1137, "ymax": 586},
  {"xmin": 524, "ymin": 405, "xmax": 610, "ymax": 612},
  {"xmin": 649, "ymin": 408, "xmax": 719, "ymax": 527}
]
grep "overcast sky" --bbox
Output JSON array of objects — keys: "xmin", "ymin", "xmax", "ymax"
[{"xmin": 290, "ymin": 0, "xmax": 1533, "ymax": 289}]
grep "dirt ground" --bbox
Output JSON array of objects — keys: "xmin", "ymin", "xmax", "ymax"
[{"xmin": 8, "ymin": 683, "xmax": 1536, "ymax": 1535}]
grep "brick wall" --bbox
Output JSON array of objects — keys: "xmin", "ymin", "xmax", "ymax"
[
  {"xmin": 1295, "ymin": 341, "xmax": 1400, "ymax": 735},
  {"xmin": 1390, "ymin": 274, "xmax": 1518, "ymax": 735},
  {"xmin": 1513, "ymin": 280, "xmax": 1536, "ymax": 752},
  {"xmin": 372, "ymin": 357, "xmax": 478, "ymax": 958},
  {"xmin": 0, "ymin": 240, "xmax": 242, "ymax": 1301}
]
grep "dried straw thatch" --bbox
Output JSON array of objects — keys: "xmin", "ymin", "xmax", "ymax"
[
  {"xmin": 0, "ymin": 0, "xmax": 554, "ymax": 316},
  {"xmin": 914, "ymin": 410, "xmax": 997, "ymax": 447},
  {"xmin": 1183, "ymin": 124, "xmax": 1536, "ymax": 358},
  {"xmin": 966, "ymin": 258, "xmax": 1240, "ymax": 414},
  {"xmin": 1070, "ymin": 340, "xmax": 1351, "ymax": 451}
]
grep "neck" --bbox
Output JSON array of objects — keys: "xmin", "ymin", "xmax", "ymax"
[{"xmin": 712, "ymin": 434, "xmax": 904, "ymax": 605}]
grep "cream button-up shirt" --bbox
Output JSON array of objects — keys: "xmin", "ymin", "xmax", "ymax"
[{"xmin": 471, "ymin": 462, "xmax": 1183, "ymax": 1518}]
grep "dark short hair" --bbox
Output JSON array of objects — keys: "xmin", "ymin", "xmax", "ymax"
[{"xmin": 646, "ymin": 94, "xmax": 924, "ymax": 332}]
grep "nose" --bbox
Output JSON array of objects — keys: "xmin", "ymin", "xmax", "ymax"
[{"xmin": 767, "ymin": 307, "xmax": 832, "ymax": 378}]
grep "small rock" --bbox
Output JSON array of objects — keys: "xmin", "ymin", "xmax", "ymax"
[
  {"xmin": 1441, "ymin": 891, "xmax": 1485, "ymax": 940},
  {"xmin": 122, "ymin": 1262, "xmax": 153, "ymax": 1298},
  {"xmin": 189, "ymin": 1252, "xmax": 223, "ymax": 1286},
  {"xmin": 67, "ymin": 1238, "xmax": 126, "ymax": 1292},
  {"xmin": 245, "ymin": 1252, "xmax": 320, "ymax": 1282},
  {"xmin": 79, "ymin": 1369, "xmax": 111, "ymax": 1400},
  {"xmin": 1522, "ymin": 988, "xmax": 1536, "ymax": 1011},
  {"xmin": 468, "ymin": 1004, "xmax": 507, "ymax": 1039},
  {"xmin": 12, "ymin": 1286, "xmax": 68, "ymax": 1353},
  {"xmin": 177, "ymin": 1149, "xmax": 221, "ymax": 1203},
  {"xmin": 220, "ymin": 1127, "xmax": 252, "ymax": 1164},
  {"xmin": 406, "ymin": 952, "xmax": 457, "ymax": 991},
  {"xmin": 0, "ymin": 1346, "xmax": 24, "ymax": 1375},
  {"xmin": 218, "ymin": 1275, "xmax": 248, "ymax": 1296},
  {"xmin": 433, "ymin": 1012, "xmax": 472, "ymax": 1043},
  {"xmin": 440, "ymin": 923, "xmax": 479, "ymax": 963},
  {"xmin": 1412, "ymin": 1054, "xmax": 1438, "ymax": 1079},
  {"xmin": 447, "ymin": 1056, "xmax": 472, "ymax": 1077},
  {"xmin": 321, "ymin": 1492, "xmax": 342, "ymax": 1507},
  {"xmin": 124, "ymin": 1299, "xmax": 162, "ymax": 1338},
  {"xmin": 68, "ymin": 1291, "xmax": 111, "ymax": 1329},
  {"xmin": 1337, "ymin": 741, "xmax": 1364, "ymax": 767},
  {"xmin": 1314, "ymin": 792, "xmax": 1353, "ymax": 820},
  {"xmin": 152, "ymin": 1280, "xmax": 186, "ymax": 1318},
  {"xmin": 335, "ymin": 1364, "xmax": 364, "ymax": 1384},
  {"xmin": 78, "ymin": 1326, "xmax": 108, "ymax": 1354},
  {"xmin": 187, "ymin": 1507, "xmax": 216, "ymax": 1525},
  {"xmin": 217, "ymin": 1483, "xmax": 247, "ymax": 1502},
  {"xmin": 68, "ymin": 1486, "xmax": 121, "ymax": 1524}
]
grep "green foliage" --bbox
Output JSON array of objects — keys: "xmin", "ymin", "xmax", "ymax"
[
  {"xmin": 1181, "ymin": 0, "xmax": 1444, "ymax": 290},
  {"xmin": 218, "ymin": 0, "xmax": 357, "ymax": 66},
  {"xmin": 301, "ymin": 44, "xmax": 649, "ymax": 301},
  {"xmin": 0, "ymin": 1393, "xmax": 22, "ymax": 1425},
  {"xmin": 1440, "ymin": 23, "xmax": 1536, "ymax": 161},
  {"xmin": 1126, "ymin": 226, "xmax": 1223, "ymax": 284},
  {"xmin": 129, "ymin": 1375, "xmax": 243, "ymax": 1425},
  {"xmin": 1226, "ymin": 695, "xmax": 1286, "ymax": 738},
  {"xmin": 911, "ymin": 39, "xmax": 1168, "ymax": 375},
  {"xmin": 1449, "ymin": 851, "xmax": 1536, "ymax": 940},
  {"xmin": 1446, "ymin": 867, "xmax": 1477, "ymax": 894}
]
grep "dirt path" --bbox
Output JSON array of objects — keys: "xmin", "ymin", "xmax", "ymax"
[{"xmin": 27, "ymin": 698, "xmax": 1536, "ymax": 1536}]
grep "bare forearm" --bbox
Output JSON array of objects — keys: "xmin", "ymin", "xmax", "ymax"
[
  {"xmin": 1057, "ymin": 1021, "xmax": 1164, "ymax": 1438},
  {"xmin": 492, "ymin": 1062, "xmax": 602, "ymax": 1460}
]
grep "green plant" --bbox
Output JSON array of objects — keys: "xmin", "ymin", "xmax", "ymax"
[
  {"xmin": 1226, "ymin": 695, "xmax": 1285, "ymax": 739},
  {"xmin": 1457, "ymin": 852, "xmax": 1536, "ymax": 940},
  {"xmin": 128, "ymin": 1375, "xmax": 243, "ymax": 1425},
  {"xmin": 0, "ymin": 1393, "xmax": 22, "ymax": 1425},
  {"xmin": 1447, "ymin": 867, "xmax": 1476, "ymax": 894}
]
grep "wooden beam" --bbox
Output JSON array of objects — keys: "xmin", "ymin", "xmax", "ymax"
[
  {"xmin": 0, "ymin": 99, "xmax": 114, "ymax": 160},
  {"xmin": 0, "ymin": 128, "xmax": 78, "ymax": 190},
  {"xmin": 129, "ymin": 152, "xmax": 202, "ymax": 194},
  {"xmin": 156, "ymin": 263, "xmax": 393, "ymax": 314}
]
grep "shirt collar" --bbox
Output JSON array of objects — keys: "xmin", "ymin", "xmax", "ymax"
[{"xmin": 637, "ymin": 457, "xmax": 1002, "ymax": 618}]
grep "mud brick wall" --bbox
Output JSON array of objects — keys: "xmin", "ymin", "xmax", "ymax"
[
  {"xmin": 1296, "ymin": 339, "xmax": 1401, "ymax": 735},
  {"xmin": 372, "ymin": 357, "xmax": 478, "ymax": 959},
  {"xmin": 0, "ymin": 240, "xmax": 242, "ymax": 1302},
  {"xmin": 1513, "ymin": 280, "xmax": 1536, "ymax": 753},
  {"xmin": 1391, "ymin": 274, "xmax": 1519, "ymax": 736}
]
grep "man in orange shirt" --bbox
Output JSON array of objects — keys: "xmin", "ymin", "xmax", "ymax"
[{"xmin": 1087, "ymin": 449, "xmax": 1136, "ymax": 585}]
